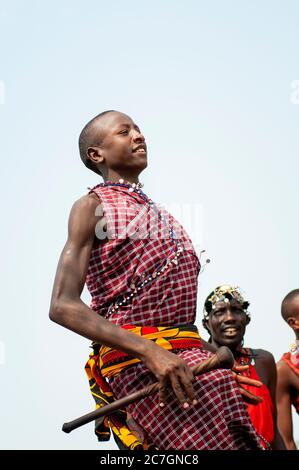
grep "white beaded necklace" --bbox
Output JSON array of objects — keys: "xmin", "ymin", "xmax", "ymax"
[{"xmin": 118, "ymin": 178, "xmax": 143, "ymax": 191}]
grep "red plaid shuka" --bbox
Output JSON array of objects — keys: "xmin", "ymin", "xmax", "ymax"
[{"xmin": 85, "ymin": 182, "xmax": 262, "ymax": 450}]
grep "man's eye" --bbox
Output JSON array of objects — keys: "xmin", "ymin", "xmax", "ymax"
[
  {"xmin": 119, "ymin": 129, "xmax": 128, "ymax": 135},
  {"xmin": 233, "ymin": 309, "xmax": 243, "ymax": 315},
  {"xmin": 213, "ymin": 311, "xmax": 222, "ymax": 317}
]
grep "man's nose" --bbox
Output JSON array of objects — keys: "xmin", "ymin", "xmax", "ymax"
[
  {"xmin": 223, "ymin": 309, "xmax": 235, "ymax": 322},
  {"xmin": 132, "ymin": 130, "xmax": 145, "ymax": 143}
]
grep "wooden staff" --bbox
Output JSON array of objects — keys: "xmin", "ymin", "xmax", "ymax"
[{"xmin": 62, "ymin": 346, "xmax": 234, "ymax": 434}]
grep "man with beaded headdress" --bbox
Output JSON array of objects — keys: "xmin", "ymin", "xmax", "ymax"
[
  {"xmin": 276, "ymin": 289, "xmax": 299, "ymax": 449},
  {"xmin": 202, "ymin": 285, "xmax": 285, "ymax": 449},
  {"xmin": 49, "ymin": 110, "xmax": 263, "ymax": 450}
]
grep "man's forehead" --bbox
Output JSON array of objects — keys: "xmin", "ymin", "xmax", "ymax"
[
  {"xmin": 287, "ymin": 296, "xmax": 299, "ymax": 311},
  {"xmin": 97, "ymin": 111, "xmax": 134, "ymax": 131},
  {"xmin": 213, "ymin": 300, "xmax": 243, "ymax": 310}
]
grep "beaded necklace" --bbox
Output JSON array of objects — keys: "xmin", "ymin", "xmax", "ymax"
[
  {"xmin": 290, "ymin": 340, "xmax": 299, "ymax": 366},
  {"xmin": 99, "ymin": 179, "xmax": 183, "ymax": 315},
  {"xmin": 234, "ymin": 348, "xmax": 257, "ymax": 376}
]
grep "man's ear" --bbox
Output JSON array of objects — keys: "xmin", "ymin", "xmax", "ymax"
[
  {"xmin": 287, "ymin": 317, "xmax": 299, "ymax": 330},
  {"xmin": 246, "ymin": 315, "xmax": 251, "ymax": 326},
  {"xmin": 202, "ymin": 318, "xmax": 211, "ymax": 335},
  {"xmin": 87, "ymin": 147, "xmax": 104, "ymax": 165}
]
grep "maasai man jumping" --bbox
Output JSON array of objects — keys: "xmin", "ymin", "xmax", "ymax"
[
  {"xmin": 202, "ymin": 285, "xmax": 285, "ymax": 450},
  {"xmin": 49, "ymin": 111, "xmax": 263, "ymax": 450},
  {"xmin": 277, "ymin": 289, "xmax": 299, "ymax": 450}
]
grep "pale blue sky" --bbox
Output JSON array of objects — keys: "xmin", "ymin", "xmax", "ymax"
[{"xmin": 0, "ymin": 0, "xmax": 298, "ymax": 449}]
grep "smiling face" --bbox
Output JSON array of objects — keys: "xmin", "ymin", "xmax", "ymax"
[
  {"xmin": 87, "ymin": 111, "xmax": 147, "ymax": 180},
  {"xmin": 207, "ymin": 300, "xmax": 250, "ymax": 350}
]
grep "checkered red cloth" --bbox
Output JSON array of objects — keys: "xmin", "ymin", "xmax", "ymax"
[
  {"xmin": 110, "ymin": 349, "xmax": 262, "ymax": 450},
  {"xmin": 85, "ymin": 183, "xmax": 262, "ymax": 450},
  {"xmin": 86, "ymin": 184, "xmax": 199, "ymax": 326}
]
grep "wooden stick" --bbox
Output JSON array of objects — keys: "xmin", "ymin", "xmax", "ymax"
[{"xmin": 62, "ymin": 346, "xmax": 234, "ymax": 434}]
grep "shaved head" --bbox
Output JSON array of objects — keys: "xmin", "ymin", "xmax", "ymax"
[
  {"xmin": 78, "ymin": 110, "xmax": 116, "ymax": 176},
  {"xmin": 78, "ymin": 111, "xmax": 147, "ymax": 181},
  {"xmin": 281, "ymin": 289, "xmax": 299, "ymax": 322}
]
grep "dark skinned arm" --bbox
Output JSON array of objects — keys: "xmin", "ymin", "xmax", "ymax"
[
  {"xmin": 49, "ymin": 194, "xmax": 198, "ymax": 408},
  {"xmin": 277, "ymin": 360, "xmax": 297, "ymax": 450},
  {"xmin": 200, "ymin": 339, "xmax": 217, "ymax": 353}
]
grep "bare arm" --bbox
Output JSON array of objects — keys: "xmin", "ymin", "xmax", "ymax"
[
  {"xmin": 49, "ymin": 194, "xmax": 198, "ymax": 408},
  {"xmin": 276, "ymin": 360, "xmax": 297, "ymax": 450},
  {"xmin": 200, "ymin": 339, "xmax": 217, "ymax": 353}
]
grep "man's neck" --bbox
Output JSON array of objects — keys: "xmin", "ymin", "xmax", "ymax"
[
  {"xmin": 104, "ymin": 169, "xmax": 141, "ymax": 184},
  {"xmin": 211, "ymin": 339, "xmax": 242, "ymax": 357}
]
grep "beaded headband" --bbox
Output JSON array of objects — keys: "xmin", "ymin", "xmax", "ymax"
[{"xmin": 203, "ymin": 285, "xmax": 250, "ymax": 321}]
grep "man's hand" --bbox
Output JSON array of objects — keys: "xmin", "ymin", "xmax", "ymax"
[
  {"xmin": 232, "ymin": 363, "xmax": 263, "ymax": 405},
  {"xmin": 141, "ymin": 342, "xmax": 198, "ymax": 409}
]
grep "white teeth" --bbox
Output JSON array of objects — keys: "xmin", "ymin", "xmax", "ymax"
[{"xmin": 135, "ymin": 148, "xmax": 145, "ymax": 152}]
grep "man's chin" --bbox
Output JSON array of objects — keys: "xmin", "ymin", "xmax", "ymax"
[
  {"xmin": 134, "ymin": 159, "xmax": 148, "ymax": 174},
  {"xmin": 219, "ymin": 337, "xmax": 241, "ymax": 349}
]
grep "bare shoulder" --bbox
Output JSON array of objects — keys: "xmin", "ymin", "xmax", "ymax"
[
  {"xmin": 68, "ymin": 193, "xmax": 103, "ymax": 244},
  {"xmin": 69, "ymin": 192, "xmax": 102, "ymax": 221},
  {"xmin": 255, "ymin": 348, "xmax": 275, "ymax": 364},
  {"xmin": 251, "ymin": 349, "xmax": 276, "ymax": 388},
  {"xmin": 276, "ymin": 358, "xmax": 292, "ymax": 383},
  {"xmin": 277, "ymin": 358, "xmax": 288, "ymax": 371},
  {"xmin": 71, "ymin": 192, "xmax": 101, "ymax": 213},
  {"xmin": 255, "ymin": 349, "xmax": 276, "ymax": 383}
]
